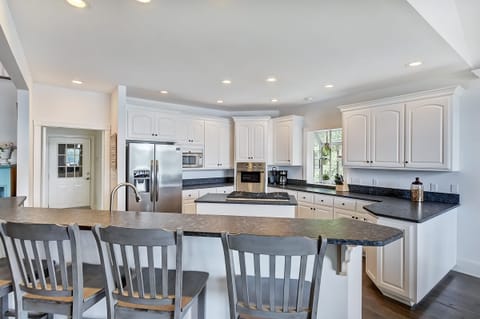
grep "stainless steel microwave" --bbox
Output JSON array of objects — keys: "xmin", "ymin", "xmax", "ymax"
[{"xmin": 182, "ymin": 149, "xmax": 203, "ymax": 168}]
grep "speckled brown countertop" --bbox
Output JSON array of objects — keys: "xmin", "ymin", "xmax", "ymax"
[
  {"xmin": 0, "ymin": 207, "xmax": 402, "ymax": 247},
  {"xmin": 0, "ymin": 196, "xmax": 26, "ymax": 209}
]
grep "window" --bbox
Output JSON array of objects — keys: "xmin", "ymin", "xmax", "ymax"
[
  {"xmin": 57, "ymin": 144, "xmax": 83, "ymax": 178},
  {"xmin": 309, "ymin": 128, "xmax": 343, "ymax": 185}
]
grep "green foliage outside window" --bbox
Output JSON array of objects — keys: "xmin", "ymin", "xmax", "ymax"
[{"xmin": 312, "ymin": 128, "xmax": 343, "ymax": 185}]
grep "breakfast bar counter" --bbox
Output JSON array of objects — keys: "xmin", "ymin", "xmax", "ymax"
[{"xmin": 0, "ymin": 206, "xmax": 402, "ymax": 319}]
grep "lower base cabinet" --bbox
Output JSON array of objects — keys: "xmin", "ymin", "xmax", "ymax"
[
  {"xmin": 182, "ymin": 186, "xmax": 234, "ymax": 214},
  {"xmin": 365, "ymin": 209, "xmax": 458, "ymax": 306}
]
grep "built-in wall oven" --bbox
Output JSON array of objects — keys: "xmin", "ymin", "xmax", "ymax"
[
  {"xmin": 182, "ymin": 148, "xmax": 203, "ymax": 168},
  {"xmin": 236, "ymin": 162, "xmax": 266, "ymax": 192}
]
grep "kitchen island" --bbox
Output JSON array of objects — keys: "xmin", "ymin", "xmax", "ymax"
[
  {"xmin": 195, "ymin": 192, "xmax": 298, "ymax": 217},
  {"xmin": 0, "ymin": 205, "xmax": 402, "ymax": 319}
]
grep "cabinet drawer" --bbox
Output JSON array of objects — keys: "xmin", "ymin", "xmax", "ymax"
[
  {"xmin": 297, "ymin": 191, "xmax": 314, "ymax": 204},
  {"xmin": 334, "ymin": 208, "xmax": 356, "ymax": 220},
  {"xmin": 183, "ymin": 190, "xmax": 199, "ymax": 200},
  {"xmin": 217, "ymin": 186, "xmax": 234, "ymax": 194},
  {"xmin": 334, "ymin": 197, "xmax": 356, "ymax": 210},
  {"xmin": 314, "ymin": 194, "xmax": 334, "ymax": 206},
  {"xmin": 312, "ymin": 206, "xmax": 334, "ymax": 219}
]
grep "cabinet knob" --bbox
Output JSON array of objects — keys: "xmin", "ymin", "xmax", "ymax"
[
  {"xmin": 320, "ymin": 200, "xmax": 324, "ymax": 202},
  {"xmin": 405, "ymin": 161, "xmax": 409, "ymax": 164},
  {"xmin": 152, "ymin": 133, "xmax": 155, "ymax": 136},
  {"xmin": 342, "ymin": 203, "xmax": 345, "ymax": 206},
  {"xmin": 366, "ymin": 161, "xmax": 369, "ymax": 163}
]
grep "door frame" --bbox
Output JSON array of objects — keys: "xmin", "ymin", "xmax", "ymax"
[
  {"xmin": 34, "ymin": 120, "xmax": 110, "ymax": 209},
  {"xmin": 46, "ymin": 134, "xmax": 94, "ymax": 209}
]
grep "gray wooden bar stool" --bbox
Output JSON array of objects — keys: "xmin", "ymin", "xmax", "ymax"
[
  {"xmin": 93, "ymin": 224, "xmax": 208, "ymax": 319},
  {"xmin": 221, "ymin": 233, "xmax": 328, "ymax": 319},
  {"xmin": 0, "ymin": 257, "xmax": 13, "ymax": 319},
  {"xmin": 0, "ymin": 222, "xmax": 105, "ymax": 319}
]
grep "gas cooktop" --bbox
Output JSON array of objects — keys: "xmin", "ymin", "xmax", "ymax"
[{"xmin": 226, "ymin": 191, "xmax": 290, "ymax": 201}]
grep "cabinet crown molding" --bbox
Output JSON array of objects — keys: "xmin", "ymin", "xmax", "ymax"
[
  {"xmin": 232, "ymin": 116, "xmax": 271, "ymax": 122},
  {"xmin": 338, "ymin": 86, "xmax": 463, "ymax": 112}
]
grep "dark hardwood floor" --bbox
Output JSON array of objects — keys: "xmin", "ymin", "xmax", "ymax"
[{"xmin": 363, "ymin": 263, "xmax": 480, "ymax": 319}]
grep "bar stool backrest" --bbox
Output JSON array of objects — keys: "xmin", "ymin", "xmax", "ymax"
[
  {"xmin": 93, "ymin": 225, "xmax": 183, "ymax": 317},
  {"xmin": 222, "ymin": 233, "xmax": 328, "ymax": 319},
  {"xmin": 0, "ymin": 222, "xmax": 81, "ymax": 300}
]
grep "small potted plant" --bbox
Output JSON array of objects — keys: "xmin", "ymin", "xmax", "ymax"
[
  {"xmin": 334, "ymin": 174, "xmax": 349, "ymax": 192},
  {"xmin": 322, "ymin": 174, "xmax": 330, "ymax": 181}
]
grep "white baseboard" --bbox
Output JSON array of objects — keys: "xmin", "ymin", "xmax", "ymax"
[{"xmin": 454, "ymin": 258, "xmax": 480, "ymax": 278}]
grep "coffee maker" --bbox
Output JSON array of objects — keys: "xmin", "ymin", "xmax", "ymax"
[
  {"xmin": 268, "ymin": 167, "xmax": 278, "ymax": 184},
  {"xmin": 278, "ymin": 170, "xmax": 288, "ymax": 186}
]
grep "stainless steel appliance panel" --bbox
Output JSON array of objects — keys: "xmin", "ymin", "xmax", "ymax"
[
  {"xmin": 235, "ymin": 162, "xmax": 266, "ymax": 193},
  {"xmin": 127, "ymin": 143, "xmax": 155, "ymax": 212},
  {"xmin": 154, "ymin": 144, "xmax": 182, "ymax": 213}
]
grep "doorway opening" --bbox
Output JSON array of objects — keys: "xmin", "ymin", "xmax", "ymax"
[{"xmin": 42, "ymin": 127, "xmax": 105, "ymax": 209}]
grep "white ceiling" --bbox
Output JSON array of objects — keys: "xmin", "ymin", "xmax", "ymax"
[{"xmin": 6, "ymin": 0, "xmax": 472, "ymax": 109}]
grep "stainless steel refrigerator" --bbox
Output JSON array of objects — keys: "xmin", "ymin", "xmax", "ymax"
[{"xmin": 126, "ymin": 142, "xmax": 182, "ymax": 213}]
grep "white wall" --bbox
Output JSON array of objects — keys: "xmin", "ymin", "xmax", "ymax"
[
  {"xmin": 29, "ymin": 83, "xmax": 111, "ymax": 207},
  {"xmin": 0, "ymin": 78, "xmax": 16, "ymax": 143},
  {"xmin": 283, "ymin": 81, "xmax": 480, "ymax": 278}
]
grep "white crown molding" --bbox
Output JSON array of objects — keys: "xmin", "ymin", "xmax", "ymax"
[{"xmin": 337, "ymin": 86, "xmax": 463, "ymax": 111}]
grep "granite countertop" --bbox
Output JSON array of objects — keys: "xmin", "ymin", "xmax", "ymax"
[
  {"xmin": 195, "ymin": 193, "xmax": 298, "ymax": 206},
  {"xmin": 268, "ymin": 184, "xmax": 458, "ymax": 223},
  {"xmin": 0, "ymin": 207, "xmax": 402, "ymax": 247},
  {"xmin": 183, "ymin": 182, "xmax": 234, "ymax": 190},
  {"xmin": 0, "ymin": 196, "xmax": 26, "ymax": 208}
]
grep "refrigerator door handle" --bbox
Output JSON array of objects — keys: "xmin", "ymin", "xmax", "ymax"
[
  {"xmin": 150, "ymin": 160, "xmax": 155, "ymax": 203},
  {"xmin": 155, "ymin": 160, "xmax": 159, "ymax": 202}
]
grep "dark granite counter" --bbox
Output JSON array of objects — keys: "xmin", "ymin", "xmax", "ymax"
[
  {"xmin": 0, "ymin": 196, "xmax": 26, "ymax": 209},
  {"xmin": 183, "ymin": 182, "xmax": 234, "ymax": 190},
  {"xmin": 0, "ymin": 207, "xmax": 402, "ymax": 246},
  {"xmin": 195, "ymin": 193, "xmax": 298, "ymax": 206},
  {"xmin": 268, "ymin": 184, "xmax": 458, "ymax": 223}
]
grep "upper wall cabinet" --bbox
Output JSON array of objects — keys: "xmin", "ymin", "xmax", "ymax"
[
  {"xmin": 204, "ymin": 119, "xmax": 232, "ymax": 169},
  {"xmin": 176, "ymin": 118, "xmax": 205, "ymax": 145},
  {"xmin": 340, "ymin": 87, "xmax": 461, "ymax": 171},
  {"xmin": 272, "ymin": 115, "xmax": 304, "ymax": 166},
  {"xmin": 126, "ymin": 106, "xmax": 177, "ymax": 141},
  {"xmin": 233, "ymin": 117, "xmax": 270, "ymax": 162}
]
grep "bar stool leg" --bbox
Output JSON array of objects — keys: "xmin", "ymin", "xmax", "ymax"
[
  {"xmin": 0, "ymin": 296, "xmax": 7, "ymax": 319},
  {"xmin": 197, "ymin": 287, "xmax": 206, "ymax": 319}
]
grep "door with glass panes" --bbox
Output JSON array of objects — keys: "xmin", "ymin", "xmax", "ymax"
[{"xmin": 48, "ymin": 137, "xmax": 91, "ymax": 208}]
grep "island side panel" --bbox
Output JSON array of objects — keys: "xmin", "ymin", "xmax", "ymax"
[{"xmin": 196, "ymin": 202, "xmax": 296, "ymax": 218}]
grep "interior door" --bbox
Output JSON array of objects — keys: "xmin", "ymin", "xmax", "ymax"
[{"xmin": 48, "ymin": 137, "xmax": 91, "ymax": 208}]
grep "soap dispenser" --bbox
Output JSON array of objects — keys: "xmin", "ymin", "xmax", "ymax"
[{"xmin": 411, "ymin": 177, "xmax": 424, "ymax": 202}]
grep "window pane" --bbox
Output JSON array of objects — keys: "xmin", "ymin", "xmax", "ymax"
[
  {"xmin": 58, "ymin": 155, "xmax": 65, "ymax": 167},
  {"xmin": 310, "ymin": 128, "xmax": 343, "ymax": 185},
  {"xmin": 66, "ymin": 167, "xmax": 74, "ymax": 178},
  {"xmin": 58, "ymin": 167, "xmax": 65, "ymax": 178},
  {"xmin": 74, "ymin": 167, "xmax": 83, "ymax": 178},
  {"xmin": 58, "ymin": 144, "xmax": 66, "ymax": 155}
]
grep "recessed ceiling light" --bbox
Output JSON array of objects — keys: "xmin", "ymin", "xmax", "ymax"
[
  {"xmin": 136, "ymin": 0, "xmax": 151, "ymax": 3},
  {"xmin": 160, "ymin": 90, "xmax": 169, "ymax": 94},
  {"xmin": 266, "ymin": 77, "xmax": 277, "ymax": 83},
  {"xmin": 271, "ymin": 98, "xmax": 278, "ymax": 103},
  {"xmin": 324, "ymin": 84, "xmax": 334, "ymax": 88},
  {"xmin": 408, "ymin": 61, "xmax": 423, "ymax": 67},
  {"xmin": 221, "ymin": 79, "xmax": 232, "ymax": 85},
  {"xmin": 304, "ymin": 97, "xmax": 314, "ymax": 102},
  {"xmin": 217, "ymin": 99, "xmax": 224, "ymax": 104},
  {"xmin": 72, "ymin": 79, "xmax": 83, "ymax": 85},
  {"xmin": 66, "ymin": 0, "xmax": 87, "ymax": 9}
]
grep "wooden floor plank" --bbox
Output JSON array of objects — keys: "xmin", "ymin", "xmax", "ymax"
[{"xmin": 363, "ymin": 262, "xmax": 480, "ymax": 319}]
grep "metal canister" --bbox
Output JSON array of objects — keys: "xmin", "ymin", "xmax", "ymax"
[{"xmin": 411, "ymin": 177, "xmax": 424, "ymax": 202}]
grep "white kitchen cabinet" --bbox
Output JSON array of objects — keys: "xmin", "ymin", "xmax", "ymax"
[
  {"xmin": 182, "ymin": 189, "xmax": 199, "ymax": 214},
  {"xmin": 296, "ymin": 191, "xmax": 334, "ymax": 220},
  {"xmin": 204, "ymin": 119, "xmax": 232, "ymax": 169},
  {"xmin": 176, "ymin": 118, "xmax": 205, "ymax": 145},
  {"xmin": 233, "ymin": 117, "xmax": 270, "ymax": 162},
  {"xmin": 365, "ymin": 209, "xmax": 458, "ymax": 306},
  {"xmin": 340, "ymin": 87, "xmax": 461, "ymax": 171},
  {"xmin": 343, "ymin": 109, "xmax": 370, "ymax": 167},
  {"xmin": 127, "ymin": 106, "xmax": 176, "ymax": 141},
  {"xmin": 370, "ymin": 104, "xmax": 405, "ymax": 168},
  {"xmin": 405, "ymin": 97, "xmax": 451, "ymax": 169},
  {"xmin": 272, "ymin": 115, "xmax": 304, "ymax": 165}
]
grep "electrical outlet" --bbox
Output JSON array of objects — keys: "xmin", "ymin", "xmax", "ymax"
[
  {"xmin": 429, "ymin": 183, "xmax": 438, "ymax": 192},
  {"xmin": 450, "ymin": 184, "xmax": 459, "ymax": 194},
  {"xmin": 372, "ymin": 178, "xmax": 377, "ymax": 186}
]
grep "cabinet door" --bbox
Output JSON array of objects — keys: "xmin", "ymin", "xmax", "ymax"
[
  {"xmin": 176, "ymin": 119, "xmax": 204, "ymax": 144},
  {"xmin": 343, "ymin": 110, "xmax": 371, "ymax": 167},
  {"xmin": 182, "ymin": 201, "xmax": 196, "ymax": 214},
  {"xmin": 127, "ymin": 108, "xmax": 156, "ymax": 140},
  {"xmin": 251, "ymin": 123, "xmax": 266, "ymax": 161},
  {"xmin": 405, "ymin": 97, "xmax": 450, "ymax": 169},
  {"xmin": 273, "ymin": 120, "xmax": 291, "ymax": 165},
  {"xmin": 377, "ymin": 218, "xmax": 414, "ymax": 299},
  {"xmin": 334, "ymin": 209, "xmax": 355, "ymax": 220},
  {"xmin": 297, "ymin": 205, "xmax": 315, "ymax": 219},
  {"xmin": 218, "ymin": 121, "xmax": 232, "ymax": 168},
  {"xmin": 154, "ymin": 113, "xmax": 177, "ymax": 141},
  {"xmin": 365, "ymin": 246, "xmax": 378, "ymax": 281},
  {"xmin": 204, "ymin": 121, "xmax": 221, "ymax": 168},
  {"xmin": 371, "ymin": 104, "xmax": 405, "ymax": 168},
  {"xmin": 312, "ymin": 206, "xmax": 334, "ymax": 220},
  {"xmin": 235, "ymin": 123, "xmax": 251, "ymax": 161},
  {"xmin": 216, "ymin": 186, "xmax": 234, "ymax": 194}
]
